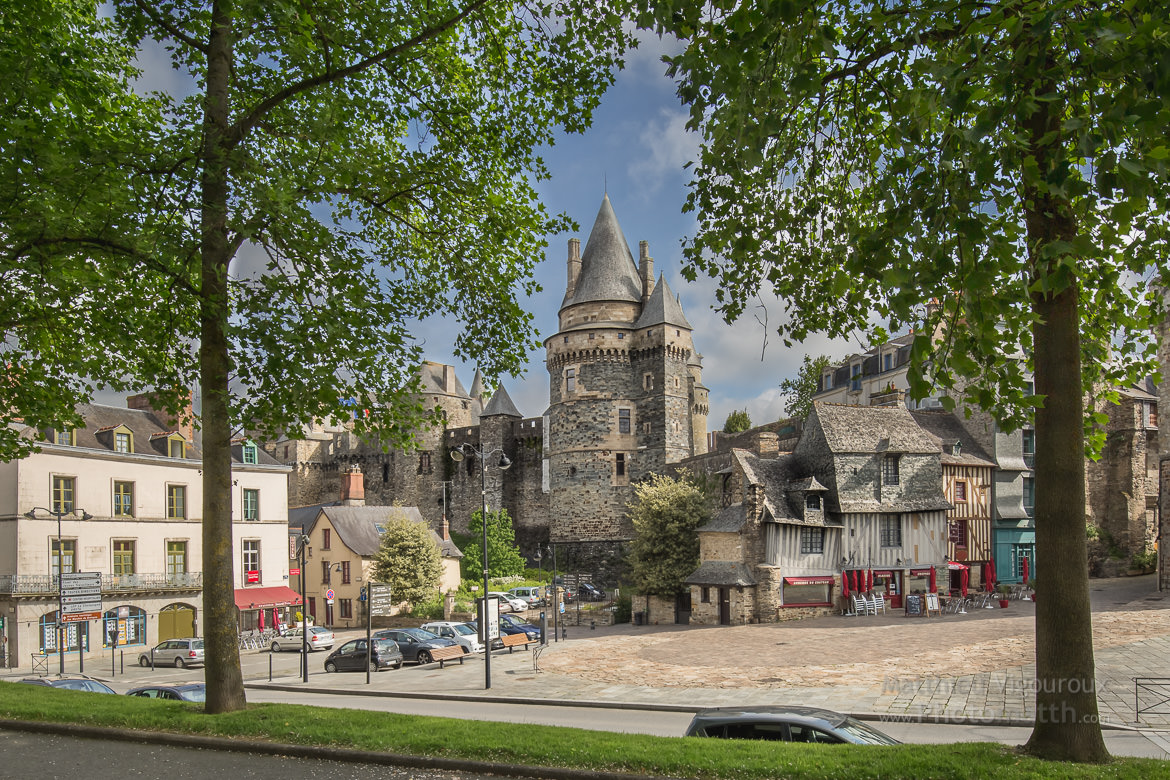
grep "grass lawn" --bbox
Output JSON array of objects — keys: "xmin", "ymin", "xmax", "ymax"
[{"xmin": 0, "ymin": 682, "xmax": 1163, "ymax": 779}]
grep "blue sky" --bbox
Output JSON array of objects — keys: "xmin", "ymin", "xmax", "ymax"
[
  {"xmin": 422, "ymin": 33, "xmax": 854, "ymax": 429},
  {"xmin": 112, "ymin": 26, "xmax": 855, "ymax": 432}
]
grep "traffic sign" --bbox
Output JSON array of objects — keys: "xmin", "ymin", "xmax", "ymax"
[
  {"xmin": 61, "ymin": 611, "xmax": 100, "ymax": 623},
  {"xmin": 368, "ymin": 583, "xmax": 393, "ymax": 617},
  {"xmin": 61, "ymin": 595, "xmax": 103, "ymax": 607},
  {"xmin": 325, "ymin": 589, "xmax": 335, "ymax": 601},
  {"xmin": 61, "ymin": 572, "xmax": 101, "ymax": 587}
]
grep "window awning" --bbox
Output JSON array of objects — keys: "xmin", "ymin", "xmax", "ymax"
[
  {"xmin": 234, "ymin": 586, "xmax": 302, "ymax": 610},
  {"xmin": 909, "ymin": 568, "xmax": 933, "ymax": 576},
  {"xmin": 782, "ymin": 576, "xmax": 835, "ymax": 586},
  {"xmin": 947, "ymin": 562, "xmax": 969, "ymax": 570}
]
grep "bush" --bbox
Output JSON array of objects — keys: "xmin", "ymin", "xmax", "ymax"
[
  {"xmin": 613, "ymin": 593, "xmax": 632, "ymax": 624},
  {"xmin": 407, "ymin": 592, "xmax": 444, "ymax": 620},
  {"xmin": 1132, "ymin": 547, "xmax": 1157, "ymax": 571}
]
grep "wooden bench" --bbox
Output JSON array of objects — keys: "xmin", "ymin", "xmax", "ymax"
[
  {"xmin": 501, "ymin": 632, "xmax": 538, "ymax": 653},
  {"xmin": 425, "ymin": 644, "xmax": 466, "ymax": 668}
]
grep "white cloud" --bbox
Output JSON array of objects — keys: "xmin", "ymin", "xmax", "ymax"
[{"xmin": 629, "ymin": 107, "xmax": 700, "ymax": 196}]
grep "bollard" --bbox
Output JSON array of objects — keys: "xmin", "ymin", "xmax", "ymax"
[
  {"xmin": 269, "ymin": 651, "xmax": 273, "ymax": 682},
  {"xmin": 591, "ymin": 620, "xmax": 596, "ymax": 631}
]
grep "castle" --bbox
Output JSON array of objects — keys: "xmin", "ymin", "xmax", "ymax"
[{"xmin": 269, "ymin": 195, "xmax": 710, "ymax": 560}]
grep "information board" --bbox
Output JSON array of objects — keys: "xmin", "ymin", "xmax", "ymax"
[
  {"xmin": 368, "ymin": 583, "xmax": 393, "ymax": 617},
  {"xmin": 925, "ymin": 592, "xmax": 941, "ymax": 616},
  {"xmin": 904, "ymin": 594, "xmax": 924, "ymax": 617}
]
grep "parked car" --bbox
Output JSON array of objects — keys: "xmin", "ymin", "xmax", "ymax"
[
  {"xmin": 578, "ymin": 582, "xmax": 607, "ymax": 601},
  {"xmin": 323, "ymin": 638, "xmax": 403, "ymax": 672},
  {"xmin": 271, "ymin": 626, "xmax": 334, "ymax": 652},
  {"xmin": 487, "ymin": 591, "xmax": 529, "ymax": 613},
  {"xmin": 420, "ymin": 621, "xmax": 484, "ymax": 654},
  {"xmin": 684, "ymin": 706, "xmax": 901, "ymax": 745},
  {"xmin": 126, "ymin": 683, "xmax": 207, "ymax": 702},
  {"xmin": 499, "ymin": 613, "xmax": 542, "ymax": 641},
  {"xmin": 138, "ymin": 638, "xmax": 205, "ymax": 668},
  {"xmin": 372, "ymin": 628, "xmax": 458, "ymax": 665},
  {"xmin": 19, "ymin": 676, "xmax": 116, "ymax": 694},
  {"xmin": 463, "ymin": 621, "xmax": 504, "ymax": 651},
  {"xmin": 507, "ymin": 586, "xmax": 544, "ymax": 608}
]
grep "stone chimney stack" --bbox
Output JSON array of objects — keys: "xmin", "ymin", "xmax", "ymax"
[
  {"xmin": 639, "ymin": 240, "xmax": 654, "ymax": 302},
  {"xmin": 443, "ymin": 364, "xmax": 455, "ymax": 394},
  {"xmin": 441, "ymin": 516, "xmax": 451, "ymax": 541},
  {"xmin": 566, "ymin": 238, "xmax": 581, "ymax": 297},
  {"xmin": 127, "ymin": 390, "xmax": 196, "ymax": 442},
  {"xmin": 340, "ymin": 464, "xmax": 365, "ymax": 506}
]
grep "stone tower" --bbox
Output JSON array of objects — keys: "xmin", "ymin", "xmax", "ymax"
[{"xmin": 544, "ymin": 195, "xmax": 708, "ymax": 543}]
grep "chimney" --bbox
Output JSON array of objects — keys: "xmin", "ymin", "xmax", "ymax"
[
  {"xmin": 128, "ymin": 390, "xmax": 195, "ymax": 442},
  {"xmin": 441, "ymin": 516, "xmax": 450, "ymax": 541},
  {"xmin": 566, "ymin": 238, "xmax": 581, "ymax": 297},
  {"xmin": 639, "ymin": 241, "xmax": 654, "ymax": 301},
  {"xmin": 752, "ymin": 432, "xmax": 779, "ymax": 458},
  {"xmin": 443, "ymin": 364, "xmax": 455, "ymax": 394},
  {"xmin": 340, "ymin": 464, "xmax": 365, "ymax": 506}
]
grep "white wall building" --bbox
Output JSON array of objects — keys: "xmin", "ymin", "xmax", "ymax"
[{"xmin": 0, "ymin": 394, "xmax": 292, "ymax": 671}]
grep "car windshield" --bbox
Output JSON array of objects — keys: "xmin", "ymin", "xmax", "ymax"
[
  {"xmin": 452, "ymin": 624, "xmax": 476, "ymax": 636},
  {"xmin": 309, "ymin": 627, "xmax": 330, "ymax": 636},
  {"xmin": 836, "ymin": 718, "xmax": 900, "ymax": 745},
  {"xmin": 191, "ymin": 640, "xmax": 204, "ymax": 649},
  {"xmin": 181, "ymin": 687, "xmax": 206, "ymax": 703},
  {"xmin": 400, "ymin": 628, "xmax": 437, "ymax": 640},
  {"xmin": 372, "ymin": 639, "xmax": 397, "ymax": 650}
]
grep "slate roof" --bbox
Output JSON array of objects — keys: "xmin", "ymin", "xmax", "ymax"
[
  {"xmin": 289, "ymin": 502, "xmax": 336, "ymax": 533},
  {"xmin": 633, "ymin": 274, "xmax": 692, "ymax": 330},
  {"xmin": 909, "ymin": 410, "xmax": 996, "ymax": 467},
  {"xmin": 812, "ymin": 402, "xmax": 939, "ymax": 454},
  {"xmin": 314, "ymin": 505, "xmax": 462, "ymax": 559},
  {"xmin": 684, "ymin": 561, "xmax": 757, "ymax": 587},
  {"xmin": 418, "ymin": 362, "xmax": 470, "ymax": 397},
  {"xmin": 699, "ymin": 504, "xmax": 748, "ymax": 533},
  {"xmin": 481, "ymin": 384, "xmax": 522, "ymax": 418},
  {"xmin": 562, "ymin": 195, "xmax": 643, "ymax": 308},
  {"xmin": 787, "ymin": 476, "xmax": 827, "ymax": 492}
]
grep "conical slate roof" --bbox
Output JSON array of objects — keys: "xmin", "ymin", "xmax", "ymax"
[
  {"xmin": 562, "ymin": 195, "xmax": 643, "ymax": 308},
  {"xmin": 481, "ymin": 383, "xmax": 522, "ymax": 418},
  {"xmin": 469, "ymin": 368, "xmax": 484, "ymax": 400},
  {"xmin": 634, "ymin": 274, "xmax": 692, "ymax": 330}
]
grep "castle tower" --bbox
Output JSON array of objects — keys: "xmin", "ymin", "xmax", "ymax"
[{"xmin": 544, "ymin": 195, "xmax": 705, "ymax": 542}]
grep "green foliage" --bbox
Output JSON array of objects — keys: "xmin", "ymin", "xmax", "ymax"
[
  {"xmin": 781, "ymin": 355, "xmax": 834, "ymax": 421},
  {"xmin": 612, "ymin": 592, "xmax": 633, "ymax": 624},
  {"xmin": 462, "ymin": 508, "xmax": 526, "ymax": 581},
  {"xmin": 627, "ymin": 474, "xmax": 711, "ymax": 597},
  {"xmin": 371, "ymin": 511, "xmax": 443, "ymax": 606},
  {"xmin": 1131, "ymin": 547, "xmax": 1157, "ymax": 571},
  {"xmin": 721, "ymin": 408, "xmax": 752, "ymax": 433},
  {"xmin": 407, "ymin": 592, "xmax": 445, "ymax": 620}
]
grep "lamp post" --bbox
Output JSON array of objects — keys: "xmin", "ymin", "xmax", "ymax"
[
  {"xmin": 296, "ymin": 533, "xmax": 310, "ymax": 682},
  {"xmin": 450, "ymin": 442, "xmax": 511, "ymax": 689},
  {"xmin": 24, "ymin": 506, "xmax": 93, "ymax": 674}
]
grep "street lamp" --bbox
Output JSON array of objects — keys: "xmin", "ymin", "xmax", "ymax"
[
  {"xmin": 450, "ymin": 442, "xmax": 511, "ymax": 689},
  {"xmin": 24, "ymin": 506, "xmax": 93, "ymax": 674}
]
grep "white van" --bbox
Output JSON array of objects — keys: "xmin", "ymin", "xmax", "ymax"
[{"xmin": 507, "ymin": 586, "xmax": 544, "ymax": 608}]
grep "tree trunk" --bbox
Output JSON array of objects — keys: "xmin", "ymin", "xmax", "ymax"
[
  {"xmin": 200, "ymin": 0, "xmax": 246, "ymax": 714},
  {"xmin": 1020, "ymin": 26, "xmax": 1107, "ymax": 759}
]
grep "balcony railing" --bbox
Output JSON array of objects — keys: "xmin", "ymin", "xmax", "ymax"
[{"xmin": 0, "ymin": 572, "xmax": 203, "ymax": 595}]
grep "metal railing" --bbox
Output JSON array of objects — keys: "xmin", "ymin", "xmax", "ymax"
[
  {"xmin": 0, "ymin": 572, "xmax": 203, "ymax": 595},
  {"xmin": 1135, "ymin": 678, "xmax": 1170, "ymax": 723}
]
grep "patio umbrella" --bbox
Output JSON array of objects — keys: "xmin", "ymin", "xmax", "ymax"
[
  {"xmin": 987, "ymin": 558, "xmax": 997, "ymax": 592},
  {"xmin": 1021, "ymin": 556, "xmax": 1030, "ymax": 586},
  {"xmin": 841, "ymin": 569, "xmax": 851, "ymax": 599},
  {"xmin": 928, "ymin": 567, "xmax": 937, "ymax": 593},
  {"xmin": 866, "ymin": 569, "xmax": 873, "ymax": 592},
  {"xmin": 960, "ymin": 566, "xmax": 968, "ymax": 598},
  {"xmin": 258, "ymin": 608, "xmax": 265, "ymax": 630},
  {"xmin": 849, "ymin": 570, "xmax": 858, "ymax": 593}
]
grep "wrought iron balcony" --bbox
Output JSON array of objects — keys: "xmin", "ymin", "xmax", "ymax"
[{"xmin": 0, "ymin": 572, "xmax": 203, "ymax": 596}]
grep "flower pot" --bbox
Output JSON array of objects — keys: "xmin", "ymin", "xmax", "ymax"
[{"xmin": 998, "ymin": 599, "xmax": 1009, "ymax": 608}]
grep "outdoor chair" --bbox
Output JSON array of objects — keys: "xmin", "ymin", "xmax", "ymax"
[
  {"xmin": 872, "ymin": 593, "xmax": 887, "ymax": 614},
  {"xmin": 864, "ymin": 594, "xmax": 878, "ymax": 615},
  {"xmin": 850, "ymin": 594, "xmax": 864, "ymax": 616}
]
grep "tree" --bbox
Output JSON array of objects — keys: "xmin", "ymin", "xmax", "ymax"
[
  {"xmin": 462, "ymin": 507, "xmax": 526, "ymax": 581},
  {"xmin": 780, "ymin": 355, "xmax": 833, "ymax": 421},
  {"xmin": 5, "ymin": 1, "xmax": 630, "ymax": 712},
  {"xmin": 627, "ymin": 474, "xmax": 710, "ymax": 597},
  {"xmin": 370, "ymin": 511, "xmax": 443, "ymax": 607},
  {"xmin": 637, "ymin": 0, "xmax": 1170, "ymax": 762},
  {"xmin": 721, "ymin": 408, "xmax": 751, "ymax": 433}
]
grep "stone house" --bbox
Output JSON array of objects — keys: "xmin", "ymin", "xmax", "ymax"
[
  {"xmin": 290, "ymin": 465, "xmax": 462, "ymax": 628},
  {"xmin": 681, "ymin": 403, "xmax": 950, "ymax": 625},
  {"xmin": 0, "ymin": 394, "xmax": 293, "ymax": 668}
]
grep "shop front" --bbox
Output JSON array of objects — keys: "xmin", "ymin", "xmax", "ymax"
[{"xmin": 233, "ymin": 586, "xmax": 302, "ymax": 633}]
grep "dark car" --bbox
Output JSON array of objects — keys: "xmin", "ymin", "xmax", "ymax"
[
  {"xmin": 684, "ymin": 706, "xmax": 901, "ymax": 745},
  {"xmin": 19, "ymin": 676, "xmax": 116, "ymax": 694},
  {"xmin": 126, "ymin": 683, "xmax": 206, "ymax": 702},
  {"xmin": 324, "ymin": 637, "xmax": 403, "ymax": 672},
  {"xmin": 372, "ymin": 628, "xmax": 457, "ymax": 665},
  {"xmin": 579, "ymin": 583, "xmax": 607, "ymax": 601},
  {"xmin": 499, "ymin": 613, "xmax": 541, "ymax": 641}
]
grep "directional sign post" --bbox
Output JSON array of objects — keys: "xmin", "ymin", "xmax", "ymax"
[
  {"xmin": 365, "ymin": 584, "xmax": 392, "ymax": 686},
  {"xmin": 60, "ymin": 572, "xmax": 102, "ymax": 623}
]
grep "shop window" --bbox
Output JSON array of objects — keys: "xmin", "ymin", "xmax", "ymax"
[
  {"xmin": 782, "ymin": 583, "xmax": 831, "ymax": 607},
  {"xmin": 40, "ymin": 612, "xmax": 88, "ymax": 654},
  {"xmin": 103, "ymin": 606, "xmax": 145, "ymax": 647}
]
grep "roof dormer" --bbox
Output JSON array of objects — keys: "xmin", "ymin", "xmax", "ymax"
[
  {"xmin": 152, "ymin": 431, "xmax": 188, "ymax": 458},
  {"xmin": 96, "ymin": 423, "xmax": 135, "ymax": 454}
]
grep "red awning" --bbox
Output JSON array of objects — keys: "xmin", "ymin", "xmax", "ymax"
[
  {"xmin": 947, "ymin": 562, "xmax": 969, "ymax": 570},
  {"xmin": 909, "ymin": 568, "xmax": 933, "ymax": 576},
  {"xmin": 872, "ymin": 570, "xmax": 893, "ymax": 577},
  {"xmin": 783, "ymin": 577, "xmax": 835, "ymax": 585},
  {"xmin": 234, "ymin": 586, "xmax": 302, "ymax": 610}
]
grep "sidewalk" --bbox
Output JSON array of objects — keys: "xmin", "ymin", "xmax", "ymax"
[{"xmin": 249, "ymin": 575, "xmax": 1170, "ymax": 732}]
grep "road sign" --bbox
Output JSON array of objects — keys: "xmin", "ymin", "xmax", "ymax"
[
  {"xmin": 288, "ymin": 568, "xmax": 301, "ymax": 576},
  {"xmin": 368, "ymin": 583, "xmax": 393, "ymax": 617},
  {"xmin": 61, "ymin": 611, "xmax": 100, "ymax": 623},
  {"xmin": 325, "ymin": 589, "xmax": 335, "ymax": 601},
  {"xmin": 60, "ymin": 572, "xmax": 101, "ymax": 587},
  {"xmin": 61, "ymin": 595, "xmax": 103, "ymax": 607}
]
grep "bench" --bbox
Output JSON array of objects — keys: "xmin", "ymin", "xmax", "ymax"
[
  {"xmin": 426, "ymin": 645, "xmax": 466, "ymax": 668},
  {"xmin": 501, "ymin": 632, "xmax": 537, "ymax": 653}
]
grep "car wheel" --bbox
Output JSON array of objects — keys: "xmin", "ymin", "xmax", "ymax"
[
  {"xmin": 461, "ymin": 646, "xmax": 470, "ymax": 655},
  {"xmin": 394, "ymin": 660, "xmax": 402, "ymax": 669},
  {"xmin": 416, "ymin": 650, "xmax": 432, "ymax": 665},
  {"xmin": 138, "ymin": 655, "xmax": 149, "ymax": 668},
  {"xmin": 271, "ymin": 642, "xmax": 280, "ymax": 652},
  {"xmin": 325, "ymin": 661, "xmax": 337, "ymax": 673},
  {"xmin": 174, "ymin": 657, "xmax": 185, "ymax": 669},
  {"xmin": 369, "ymin": 662, "xmax": 379, "ymax": 673}
]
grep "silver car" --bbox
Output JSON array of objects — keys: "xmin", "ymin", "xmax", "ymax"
[
  {"xmin": 138, "ymin": 638, "xmax": 205, "ymax": 668},
  {"xmin": 271, "ymin": 626, "xmax": 334, "ymax": 652},
  {"xmin": 420, "ymin": 621, "xmax": 483, "ymax": 653}
]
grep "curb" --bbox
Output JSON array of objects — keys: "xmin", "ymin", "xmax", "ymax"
[{"xmin": 0, "ymin": 718, "xmax": 667, "ymax": 780}]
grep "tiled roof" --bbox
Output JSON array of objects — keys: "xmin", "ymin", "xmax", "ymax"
[
  {"xmin": 633, "ymin": 274, "xmax": 692, "ymax": 330},
  {"xmin": 684, "ymin": 561, "xmax": 757, "ymax": 586},
  {"xmin": 562, "ymin": 195, "xmax": 643, "ymax": 308},
  {"xmin": 316, "ymin": 505, "xmax": 462, "ymax": 559},
  {"xmin": 909, "ymin": 410, "xmax": 996, "ymax": 467},
  {"xmin": 812, "ymin": 402, "xmax": 939, "ymax": 454}
]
